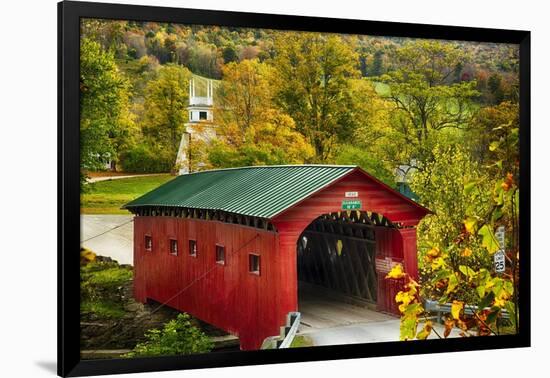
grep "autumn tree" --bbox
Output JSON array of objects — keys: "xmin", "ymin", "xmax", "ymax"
[
  {"xmin": 80, "ymin": 37, "xmax": 134, "ymax": 183},
  {"xmin": 142, "ymin": 64, "xmax": 191, "ymax": 157},
  {"xmin": 208, "ymin": 59, "xmax": 314, "ymax": 168},
  {"xmin": 380, "ymin": 40, "xmax": 479, "ymax": 167},
  {"xmin": 334, "ymin": 78, "xmax": 395, "ymax": 185},
  {"xmin": 467, "ymin": 101, "xmax": 519, "ymax": 172},
  {"xmin": 215, "ymin": 59, "xmax": 273, "ymax": 139},
  {"xmin": 411, "ymin": 146, "xmax": 493, "ymax": 282},
  {"xmin": 272, "ymin": 32, "xmax": 360, "ymax": 161},
  {"xmin": 81, "ymin": 19, "xmax": 127, "ymax": 56},
  {"xmin": 390, "ymin": 125, "xmax": 520, "ymax": 340}
]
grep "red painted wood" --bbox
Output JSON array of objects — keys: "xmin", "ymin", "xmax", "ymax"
[
  {"xmin": 133, "ymin": 169, "xmax": 427, "ymax": 349},
  {"xmin": 374, "ymin": 227, "xmax": 404, "ymax": 314},
  {"xmin": 272, "ymin": 170, "xmax": 428, "ymax": 229},
  {"xmin": 398, "ymin": 228, "xmax": 419, "ymax": 281},
  {"xmin": 133, "ymin": 216, "xmax": 290, "ymax": 350}
]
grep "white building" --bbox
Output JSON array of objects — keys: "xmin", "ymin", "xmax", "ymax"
[{"xmin": 175, "ymin": 78, "xmax": 217, "ymax": 175}]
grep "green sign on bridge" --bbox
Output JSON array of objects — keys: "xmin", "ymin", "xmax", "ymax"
[{"xmin": 341, "ymin": 199, "xmax": 362, "ymax": 210}]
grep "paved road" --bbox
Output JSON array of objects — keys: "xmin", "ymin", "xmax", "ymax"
[
  {"xmin": 298, "ymin": 291, "xmax": 461, "ymax": 345},
  {"xmin": 81, "ymin": 214, "xmax": 134, "ymax": 265},
  {"xmin": 87, "ymin": 173, "xmax": 166, "ymax": 183}
]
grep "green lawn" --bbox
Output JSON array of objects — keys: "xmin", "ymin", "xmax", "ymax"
[
  {"xmin": 289, "ymin": 335, "xmax": 314, "ymax": 348},
  {"xmin": 81, "ymin": 174, "xmax": 175, "ymax": 214},
  {"xmin": 80, "ymin": 258, "xmax": 134, "ymax": 319}
]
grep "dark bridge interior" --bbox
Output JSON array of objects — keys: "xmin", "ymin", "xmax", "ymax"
[{"xmin": 297, "ymin": 211, "xmax": 393, "ymax": 305}]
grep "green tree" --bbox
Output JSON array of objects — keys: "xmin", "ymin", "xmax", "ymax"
[
  {"xmin": 333, "ymin": 78, "xmax": 396, "ymax": 185},
  {"xmin": 222, "ymin": 45, "xmax": 238, "ymax": 64},
  {"xmin": 80, "ymin": 37, "xmax": 133, "ymax": 182},
  {"xmin": 370, "ymin": 50, "xmax": 384, "ymax": 76},
  {"xmin": 467, "ymin": 101, "xmax": 519, "ymax": 171},
  {"xmin": 380, "ymin": 40, "xmax": 479, "ymax": 166},
  {"xmin": 142, "ymin": 64, "xmax": 191, "ymax": 160},
  {"xmin": 410, "ymin": 146, "xmax": 492, "ymax": 276},
  {"xmin": 335, "ymin": 145, "xmax": 395, "ymax": 186},
  {"xmin": 272, "ymin": 32, "xmax": 360, "ymax": 161}
]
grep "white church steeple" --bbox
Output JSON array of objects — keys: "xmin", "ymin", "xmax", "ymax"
[{"xmin": 175, "ymin": 78, "xmax": 217, "ymax": 175}]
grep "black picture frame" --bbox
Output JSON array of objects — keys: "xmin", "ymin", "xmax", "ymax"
[{"xmin": 58, "ymin": 1, "xmax": 531, "ymax": 376}]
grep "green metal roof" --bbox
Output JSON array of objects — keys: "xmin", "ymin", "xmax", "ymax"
[{"xmin": 123, "ymin": 165, "xmax": 356, "ymax": 219}]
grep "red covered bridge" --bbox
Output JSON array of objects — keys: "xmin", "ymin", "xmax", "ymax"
[{"xmin": 123, "ymin": 165, "xmax": 430, "ymax": 350}]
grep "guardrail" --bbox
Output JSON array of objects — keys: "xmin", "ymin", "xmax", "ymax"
[
  {"xmin": 260, "ymin": 312, "xmax": 301, "ymax": 349},
  {"xmin": 425, "ymin": 299, "xmax": 509, "ymax": 323}
]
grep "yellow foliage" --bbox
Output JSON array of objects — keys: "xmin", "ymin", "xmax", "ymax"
[
  {"xmin": 336, "ymin": 240, "xmax": 343, "ymax": 256},
  {"xmin": 494, "ymin": 297, "xmax": 506, "ymax": 308},
  {"xmin": 213, "ymin": 59, "xmax": 315, "ymax": 164},
  {"xmin": 451, "ymin": 300, "xmax": 463, "ymax": 320},
  {"xmin": 464, "ymin": 217, "xmax": 477, "ymax": 234},
  {"xmin": 431, "ymin": 257, "xmax": 445, "ymax": 270},
  {"xmin": 395, "ymin": 290, "xmax": 415, "ymax": 312},
  {"xmin": 493, "ymin": 291, "xmax": 510, "ymax": 308},
  {"xmin": 80, "ymin": 247, "xmax": 96, "ymax": 265},
  {"xmin": 426, "ymin": 246, "xmax": 441, "ymax": 261},
  {"xmin": 386, "ymin": 263, "xmax": 405, "ymax": 279}
]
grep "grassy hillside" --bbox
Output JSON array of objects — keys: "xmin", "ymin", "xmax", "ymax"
[{"xmin": 81, "ymin": 175, "xmax": 174, "ymax": 214}]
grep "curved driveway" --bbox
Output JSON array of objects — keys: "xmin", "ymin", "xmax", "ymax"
[{"xmin": 81, "ymin": 214, "xmax": 134, "ymax": 265}]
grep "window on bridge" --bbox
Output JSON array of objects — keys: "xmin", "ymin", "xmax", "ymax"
[
  {"xmin": 249, "ymin": 254, "xmax": 260, "ymax": 275},
  {"xmin": 216, "ymin": 245, "xmax": 225, "ymax": 265},
  {"xmin": 189, "ymin": 239, "xmax": 197, "ymax": 257},
  {"xmin": 169, "ymin": 239, "xmax": 178, "ymax": 255}
]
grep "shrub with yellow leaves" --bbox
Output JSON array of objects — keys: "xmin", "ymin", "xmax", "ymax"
[{"xmin": 398, "ymin": 107, "xmax": 520, "ymax": 340}]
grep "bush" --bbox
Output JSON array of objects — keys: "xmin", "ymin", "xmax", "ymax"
[
  {"xmin": 125, "ymin": 313, "xmax": 213, "ymax": 357},
  {"xmin": 208, "ymin": 143, "xmax": 287, "ymax": 168},
  {"xmin": 120, "ymin": 144, "xmax": 174, "ymax": 173}
]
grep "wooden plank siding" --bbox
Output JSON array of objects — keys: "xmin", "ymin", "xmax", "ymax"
[
  {"xmin": 133, "ymin": 216, "xmax": 291, "ymax": 350},
  {"xmin": 374, "ymin": 227, "xmax": 406, "ymax": 314}
]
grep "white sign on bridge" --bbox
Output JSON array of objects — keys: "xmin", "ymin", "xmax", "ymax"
[{"xmin": 375, "ymin": 257, "xmax": 399, "ymax": 274}]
